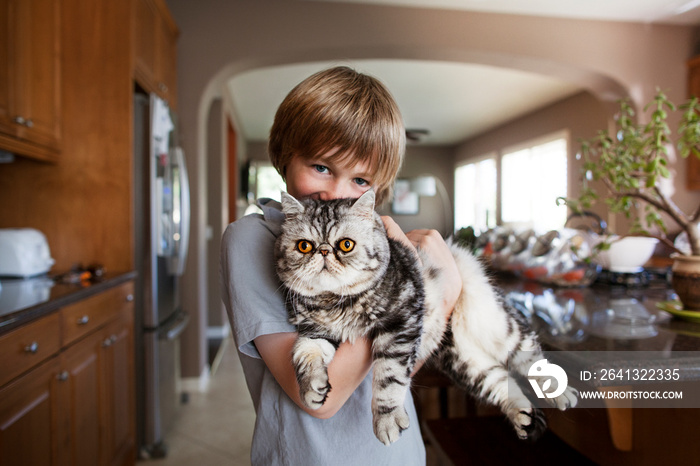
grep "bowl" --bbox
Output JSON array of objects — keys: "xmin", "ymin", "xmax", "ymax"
[{"xmin": 592, "ymin": 236, "xmax": 659, "ymax": 273}]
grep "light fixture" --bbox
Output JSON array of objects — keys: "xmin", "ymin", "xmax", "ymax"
[
  {"xmin": 409, "ymin": 176, "xmax": 436, "ymax": 197},
  {"xmin": 405, "ymin": 128, "xmax": 430, "ymax": 143}
]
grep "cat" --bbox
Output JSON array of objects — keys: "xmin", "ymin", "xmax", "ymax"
[{"xmin": 274, "ymin": 190, "xmax": 577, "ymax": 445}]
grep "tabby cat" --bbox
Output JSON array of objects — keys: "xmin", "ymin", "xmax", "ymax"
[{"xmin": 274, "ymin": 190, "xmax": 577, "ymax": 445}]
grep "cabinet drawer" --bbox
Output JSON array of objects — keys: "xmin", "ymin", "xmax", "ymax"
[
  {"xmin": 0, "ymin": 313, "xmax": 61, "ymax": 387},
  {"xmin": 61, "ymin": 282, "xmax": 135, "ymax": 346}
]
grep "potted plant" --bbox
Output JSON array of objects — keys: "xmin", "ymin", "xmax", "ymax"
[{"xmin": 565, "ymin": 89, "xmax": 700, "ymax": 310}]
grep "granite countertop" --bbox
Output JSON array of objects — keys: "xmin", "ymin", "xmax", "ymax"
[
  {"xmin": 0, "ymin": 271, "xmax": 137, "ymax": 335},
  {"xmin": 497, "ymin": 275, "xmax": 700, "ymax": 386}
]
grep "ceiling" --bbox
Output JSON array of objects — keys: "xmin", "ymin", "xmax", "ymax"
[{"xmin": 227, "ymin": 0, "xmax": 700, "ymax": 146}]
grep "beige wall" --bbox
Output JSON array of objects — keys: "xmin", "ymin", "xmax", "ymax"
[
  {"xmin": 455, "ymin": 91, "xmax": 610, "ymax": 227},
  {"xmin": 377, "ymin": 145, "xmax": 456, "ymax": 235},
  {"xmin": 165, "ymin": 0, "xmax": 700, "ymax": 379}
]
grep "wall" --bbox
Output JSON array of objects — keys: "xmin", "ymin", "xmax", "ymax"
[
  {"xmin": 205, "ymin": 99, "xmax": 227, "ymax": 333},
  {"xmin": 456, "ymin": 90, "xmax": 700, "ymax": 235},
  {"xmin": 165, "ymin": 0, "xmax": 700, "ymax": 380},
  {"xmin": 455, "ymin": 91, "xmax": 609, "ymax": 226},
  {"xmin": 377, "ymin": 145, "xmax": 456, "ymax": 235}
]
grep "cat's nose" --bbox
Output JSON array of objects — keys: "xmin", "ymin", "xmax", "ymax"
[{"xmin": 318, "ymin": 245, "xmax": 332, "ymax": 256}]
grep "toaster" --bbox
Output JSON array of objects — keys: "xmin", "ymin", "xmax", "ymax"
[{"xmin": 0, "ymin": 228, "xmax": 55, "ymax": 277}]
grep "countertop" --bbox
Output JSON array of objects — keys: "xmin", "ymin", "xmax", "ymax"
[
  {"xmin": 498, "ymin": 274, "xmax": 700, "ymax": 392},
  {"xmin": 0, "ymin": 271, "xmax": 137, "ymax": 335}
]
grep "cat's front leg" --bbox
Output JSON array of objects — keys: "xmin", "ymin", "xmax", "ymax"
[
  {"xmin": 291, "ymin": 336, "xmax": 337, "ymax": 409},
  {"xmin": 370, "ymin": 332, "xmax": 416, "ymax": 445}
]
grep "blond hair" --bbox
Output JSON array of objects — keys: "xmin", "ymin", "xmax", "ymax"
[{"xmin": 268, "ymin": 66, "xmax": 405, "ymax": 205}]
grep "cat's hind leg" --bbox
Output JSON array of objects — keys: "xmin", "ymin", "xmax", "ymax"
[
  {"xmin": 291, "ymin": 336, "xmax": 337, "ymax": 409},
  {"xmin": 437, "ymin": 339, "xmax": 547, "ymax": 441},
  {"xmin": 509, "ymin": 344, "xmax": 578, "ymax": 411}
]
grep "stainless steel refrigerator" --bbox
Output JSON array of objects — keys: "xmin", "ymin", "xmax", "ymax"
[{"xmin": 133, "ymin": 91, "xmax": 191, "ymax": 459}]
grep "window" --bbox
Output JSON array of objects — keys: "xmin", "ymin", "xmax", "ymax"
[
  {"xmin": 246, "ymin": 162, "xmax": 286, "ymax": 201},
  {"xmin": 243, "ymin": 162, "xmax": 286, "ymax": 216},
  {"xmin": 501, "ymin": 134, "xmax": 568, "ymax": 231},
  {"xmin": 454, "ymin": 132, "xmax": 568, "ymax": 233},
  {"xmin": 454, "ymin": 156, "xmax": 497, "ymax": 234}
]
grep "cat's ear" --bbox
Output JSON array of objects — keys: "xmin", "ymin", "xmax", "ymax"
[
  {"xmin": 280, "ymin": 191, "xmax": 304, "ymax": 217},
  {"xmin": 351, "ymin": 189, "xmax": 376, "ymax": 218}
]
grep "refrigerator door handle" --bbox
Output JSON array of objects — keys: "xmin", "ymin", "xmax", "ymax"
[
  {"xmin": 171, "ymin": 146, "xmax": 190, "ymax": 277},
  {"xmin": 158, "ymin": 310, "xmax": 190, "ymax": 341}
]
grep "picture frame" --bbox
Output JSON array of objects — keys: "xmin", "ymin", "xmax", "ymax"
[{"xmin": 392, "ymin": 179, "xmax": 419, "ymax": 215}]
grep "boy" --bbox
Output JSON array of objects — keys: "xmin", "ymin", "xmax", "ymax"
[{"xmin": 221, "ymin": 66, "xmax": 461, "ymax": 465}]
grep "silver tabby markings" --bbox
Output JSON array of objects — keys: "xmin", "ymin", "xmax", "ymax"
[{"xmin": 275, "ymin": 190, "xmax": 577, "ymax": 445}]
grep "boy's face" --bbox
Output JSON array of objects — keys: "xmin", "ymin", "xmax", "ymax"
[{"xmin": 285, "ymin": 148, "xmax": 374, "ymax": 201}]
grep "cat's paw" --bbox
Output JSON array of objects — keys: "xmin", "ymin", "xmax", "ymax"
[
  {"xmin": 511, "ymin": 407, "xmax": 547, "ymax": 441},
  {"xmin": 292, "ymin": 338, "xmax": 337, "ymax": 410},
  {"xmin": 373, "ymin": 407, "xmax": 410, "ymax": 445},
  {"xmin": 548, "ymin": 386, "xmax": 578, "ymax": 410},
  {"xmin": 298, "ymin": 368, "xmax": 331, "ymax": 410}
]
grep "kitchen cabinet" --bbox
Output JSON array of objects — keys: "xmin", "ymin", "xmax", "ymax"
[
  {"xmin": 0, "ymin": 281, "xmax": 136, "ymax": 466},
  {"xmin": 687, "ymin": 55, "xmax": 700, "ymax": 190},
  {"xmin": 0, "ymin": 0, "xmax": 61, "ymax": 162},
  {"xmin": 133, "ymin": 0, "xmax": 178, "ymax": 109}
]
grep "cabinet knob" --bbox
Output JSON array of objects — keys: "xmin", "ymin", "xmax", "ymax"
[
  {"xmin": 77, "ymin": 315, "xmax": 90, "ymax": 325},
  {"xmin": 57, "ymin": 371, "xmax": 69, "ymax": 382},
  {"xmin": 13, "ymin": 116, "xmax": 25, "ymax": 125},
  {"xmin": 24, "ymin": 342, "xmax": 39, "ymax": 354},
  {"xmin": 126, "ymin": 294, "xmax": 134, "ymax": 302},
  {"xmin": 102, "ymin": 335, "xmax": 117, "ymax": 347},
  {"xmin": 24, "ymin": 118, "xmax": 33, "ymax": 128}
]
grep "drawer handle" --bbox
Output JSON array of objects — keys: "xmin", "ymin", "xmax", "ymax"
[
  {"xmin": 77, "ymin": 315, "xmax": 90, "ymax": 325},
  {"xmin": 57, "ymin": 371, "xmax": 69, "ymax": 382},
  {"xmin": 24, "ymin": 342, "xmax": 39, "ymax": 354},
  {"xmin": 102, "ymin": 335, "xmax": 117, "ymax": 348}
]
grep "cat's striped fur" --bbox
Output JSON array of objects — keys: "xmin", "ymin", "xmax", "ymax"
[{"xmin": 275, "ymin": 190, "xmax": 576, "ymax": 445}]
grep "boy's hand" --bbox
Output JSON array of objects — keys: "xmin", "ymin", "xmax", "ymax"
[{"xmin": 380, "ymin": 217, "xmax": 462, "ymax": 321}]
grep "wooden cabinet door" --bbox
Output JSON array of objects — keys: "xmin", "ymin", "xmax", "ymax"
[
  {"xmin": 133, "ymin": 0, "xmax": 158, "ymax": 88},
  {"xmin": 60, "ymin": 330, "xmax": 103, "ymax": 466},
  {"xmin": 133, "ymin": 0, "xmax": 178, "ymax": 107},
  {"xmin": 0, "ymin": 358, "xmax": 64, "ymax": 466},
  {"xmin": 687, "ymin": 56, "xmax": 700, "ymax": 190},
  {"xmin": 0, "ymin": 0, "xmax": 61, "ymax": 160},
  {"xmin": 100, "ymin": 311, "xmax": 136, "ymax": 466},
  {"xmin": 12, "ymin": 0, "xmax": 61, "ymax": 151},
  {"xmin": 154, "ymin": 13, "xmax": 178, "ymax": 109},
  {"xmin": 0, "ymin": 0, "xmax": 13, "ymax": 137}
]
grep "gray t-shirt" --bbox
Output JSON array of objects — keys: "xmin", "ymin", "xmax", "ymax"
[{"xmin": 220, "ymin": 198, "xmax": 426, "ymax": 466}]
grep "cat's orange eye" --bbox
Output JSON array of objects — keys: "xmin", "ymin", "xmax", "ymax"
[
  {"xmin": 297, "ymin": 240, "xmax": 314, "ymax": 254},
  {"xmin": 338, "ymin": 239, "xmax": 355, "ymax": 253}
]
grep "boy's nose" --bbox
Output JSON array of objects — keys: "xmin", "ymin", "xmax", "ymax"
[{"xmin": 320, "ymin": 182, "xmax": 351, "ymax": 200}]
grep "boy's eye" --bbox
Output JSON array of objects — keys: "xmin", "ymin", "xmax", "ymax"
[
  {"xmin": 354, "ymin": 178, "xmax": 369, "ymax": 187},
  {"xmin": 297, "ymin": 240, "xmax": 314, "ymax": 254},
  {"xmin": 313, "ymin": 165, "xmax": 329, "ymax": 174}
]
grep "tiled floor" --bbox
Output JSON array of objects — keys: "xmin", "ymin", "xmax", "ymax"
[{"xmin": 140, "ymin": 337, "xmax": 256, "ymax": 465}]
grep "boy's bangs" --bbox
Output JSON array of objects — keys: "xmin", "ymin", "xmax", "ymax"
[{"xmin": 311, "ymin": 128, "xmax": 399, "ymax": 194}]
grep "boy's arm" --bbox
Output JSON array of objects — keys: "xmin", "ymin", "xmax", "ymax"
[{"xmin": 255, "ymin": 332, "xmax": 373, "ymax": 418}]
